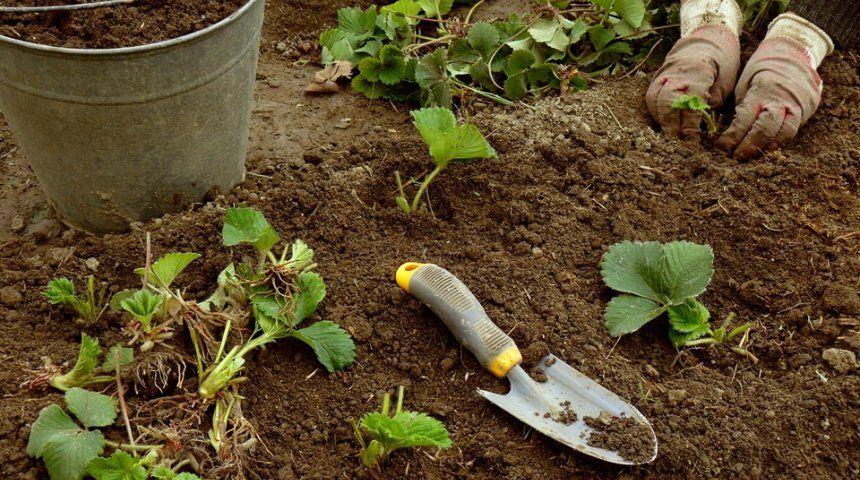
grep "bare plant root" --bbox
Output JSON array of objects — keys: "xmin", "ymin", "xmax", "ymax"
[{"xmin": 133, "ymin": 350, "xmax": 189, "ymax": 396}]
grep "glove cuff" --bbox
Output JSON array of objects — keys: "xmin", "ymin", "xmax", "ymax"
[
  {"xmin": 680, "ymin": 0, "xmax": 743, "ymax": 38},
  {"xmin": 767, "ymin": 13, "xmax": 834, "ymax": 69}
]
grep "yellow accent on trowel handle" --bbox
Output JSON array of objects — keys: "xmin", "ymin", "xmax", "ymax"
[{"xmin": 396, "ymin": 262, "xmax": 425, "ymax": 293}]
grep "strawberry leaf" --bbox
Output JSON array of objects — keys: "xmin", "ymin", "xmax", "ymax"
[
  {"xmin": 289, "ymin": 321, "xmax": 356, "ymax": 372},
  {"xmin": 604, "ymin": 294, "xmax": 667, "ymax": 336}
]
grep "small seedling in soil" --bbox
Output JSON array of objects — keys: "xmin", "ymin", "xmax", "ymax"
[
  {"xmin": 395, "ymin": 106, "xmax": 496, "ymax": 214},
  {"xmin": 44, "ymin": 333, "xmax": 134, "ymax": 391},
  {"xmin": 601, "ymin": 240, "xmax": 714, "ymax": 342},
  {"xmin": 112, "ymin": 252, "xmax": 202, "ymax": 351},
  {"xmin": 353, "ymin": 386, "xmax": 452, "ymax": 468},
  {"xmin": 671, "ymin": 94, "xmax": 718, "ymax": 136},
  {"xmin": 682, "ymin": 312, "xmax": 758, "ymax": 363},
  {"xmin": 43, "ymin": 276, "xmax": 105, "ymax": 325}
]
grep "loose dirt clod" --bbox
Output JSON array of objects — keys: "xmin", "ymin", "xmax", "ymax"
[
  {"xmin": 583, "ymin": 414, "xmax": 654, "ymax": 463},
  {"xmin": 822, "ymin": 348, "xmax": 858, "ymax": 373}
]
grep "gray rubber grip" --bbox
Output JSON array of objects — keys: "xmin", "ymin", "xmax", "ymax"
[{"xmin": 409, "ymin": 264, "xmax": 519, "ymax": 371}]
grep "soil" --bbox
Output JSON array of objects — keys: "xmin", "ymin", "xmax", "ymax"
[
  {"xmin": 0, "ymin": 0, "xmax": 247, "ymax": 48},
  {"xmin": 583, "ymin": 414, "xmax": 654, "ymax": 464},
  {"xmin": 1, "ymin": 1, "xmax": 859, "ymax": 479}
]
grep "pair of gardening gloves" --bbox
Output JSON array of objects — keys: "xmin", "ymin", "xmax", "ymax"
[{"xmin": 646, "ymin": 0, "xmax": 834, "ymax": 159}]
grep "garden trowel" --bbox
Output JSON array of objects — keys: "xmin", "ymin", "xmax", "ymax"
[{"xmin": 395, "ymin": 262, "xmax": 657, "ymax": 465}]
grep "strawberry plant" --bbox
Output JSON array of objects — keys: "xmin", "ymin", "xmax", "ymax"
[
  {"xmin": 28, "ymin": 386, "xmax": 201, "ymax": 480},
  {"xmin": 600, "ymin": 241, "xmax": 757, "ymax": 361},
  {"xmin": 671, "ymin": 94, "xmax": 718, "ymax": 136},
  {"xmin": 600, "ymin": 240, "xmax": 715, "ymax": 344},
  {"xmin": 317, "ymin": 0, "xmax": 667, "ymax": 107},
  {"xmin": 186, "ymin": 207, "xmax": 355, "ymax": 453},
  {"xmin": 44, "ymin": 276, "xmax": 104, "ymax": 325},
  {"xmin": 354, "ymin": 386, "xmax": 452, "ymax": 467},
  {"xmin": 45, "ymin": 334, "xmax": 133, "ymax": 391},
  {"xmin": 395, "ymin": 106, "xmax": 496, "ymax": 214}
]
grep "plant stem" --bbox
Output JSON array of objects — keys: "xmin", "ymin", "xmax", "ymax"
[
  {"xmin": 188, "ymin": 329, "xmax": 204, "ymax": 376},
  {"xmin": 464, "ymin": 0, "xmax": 484, "ymax": 24},
  {"xmin": 84, "ymin": 376, "xmax": 115, "ymax": 386},
  {"xmin": 214, "ymin": 317, "xmax": 233, "ymax": 365},
  {"xmin": 381, "ymin": 391, "xmax": 391, "ymax": 417},
  {"xmin": 405, "ymin": 34, "xmax": 457, "ymax": 53},
  {"xmin": 114, "ymin": 350, "xmax": 136, "ymax": 449},
  {"xmin": 410, "ymin": 164, "xmax": 444, "ymax": 213},
  {"xmin": 451, "ymin": 79, "xmax": 515, "ymax": 106},
  {"xmin": 142, "ymin": 231, "xmax": 152, "ymax": 289},
  {"xmin": 683, "ymin": 337, "xmax": 718, "ymax": 347},
  {"xmin": 104, "ymin": 440, "xmax": 162, "ymax": 452},
  {"xmin": 395, "ymin": 386, "xmax": 404, "ymax": 415}
]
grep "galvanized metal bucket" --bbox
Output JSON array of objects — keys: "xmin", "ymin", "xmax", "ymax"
[{"xmin": 0, "ymin": 0, "xmax": 264, "ymax": 232}]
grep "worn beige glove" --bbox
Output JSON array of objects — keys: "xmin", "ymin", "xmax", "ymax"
[
  {"xmin": 646, "ymin": 0, "xmax": 742, "ymax": 138},
  {"xmin": 716, "ymin": 13, "xmax": 834, "ymax": 159}
]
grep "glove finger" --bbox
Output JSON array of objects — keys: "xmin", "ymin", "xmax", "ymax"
[
  {"xmin": 645, "ymin": 76, "xmax": 665, "ymax": 121},
  {"xmin": 767, "ymin": 108, "xmax": 802, "ymax": 151},
  {"xmin": 716, "ymin": 101, "xmax": 759, "ymax": 154},
  {"xmin": 655, "ymin": 78, "xmax": 685, "ymax": 136},
  {"xmin": 679, "ymin": 109, "xmax": 703, "ymax": 140},
  {"xmin": 734, "ymin": 108, "xmax": 782, "ymax": 160}
]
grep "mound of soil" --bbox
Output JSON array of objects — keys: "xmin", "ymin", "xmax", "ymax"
[
  {"xmin": 0, "ymin": 1, "xmax": 859, "ymax": 479},
  {"xmin": 0, "ymin": 0, "xmax": 246, "ymax": 48}
]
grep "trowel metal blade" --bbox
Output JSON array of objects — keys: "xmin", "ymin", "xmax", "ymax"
[{"xmin": 478, "ymin": 354, "xmax": 658, "ymax": 465}]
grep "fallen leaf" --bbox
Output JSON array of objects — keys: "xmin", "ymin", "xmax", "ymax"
[{"xmin": 305, "ymin": 61, "xmax": 354, "ymax": 94}]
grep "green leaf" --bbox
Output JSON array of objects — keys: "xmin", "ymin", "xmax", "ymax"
[
  {"xmin": 603, "ymin": 295, "xmax": 666, "ymax": 336},
  {"xmin": 222, "ymin": 207, "xmax": 280, "ymax": 254},
  {"xmin": 504, "ymin": 49, "xmax": 535, "ymax": 76},
  {"xmin": 417, "ymin": 0, "xmax": 453, "ymax": 17},
  {"xmin": 528, "ymin": 17, "xmax": 570, "ymax": 52},
  {"xmin": 50, "ymin": 333, "xmax": 102, "ymax": 391},
  {"xmin": 600, "ymin": 241, "xmax": 666, "ymax": 303},
  {"xmin": 360, "ymin": 439, "xmax": 386, "ymax": 467},
  {"xmin": 352, "ymin": 75, "xmax": 389, "ymax": 99},
  {"xmin": 288, "ymin": 239, "xmax": 315, "ymax": 269},
  {"xmin": 359, "ymin": 45, "xmax": 407, "ymax": 85},
  {"xmin": 415, "ymin": 48, "xmax": 452, "ymax": 108},
  {"xmin": 588, "ymin": 25, "xmax": 616, "ymax": 51},
  {"xmin": 381, "ymin": 0, "xmax": 421, "ymax": 17},
  {"xmin": 289, "ymin": 321, "xmax": 356, "ymax": 372},
  {"xmin": 27, "ymin": 404, "xmax": 83, "ymax": 458},
  {"xmin": 360, "ymin": 411, "xmax": 452, "ymax": 451},
  {"xmin": 101, "ymin": 345, "xmax": 134, "ymax": 372},
  {"xmin": 42, "ymin": 429, "xmax": 105, "ymax": 480},
  {"xmin": 337, "ymin": 6, "xmax": 378, "ymax": 39},
  {"xmin": 120, "ymin": 289, "xmax": 163, "ymax": 329},
  {"xmin": 109, "ymin": 289, "xmax": 136, "ymax": 312},
  {"xmin": 568, "ymin": 19, "xmax": 588, "ymax": 44},
  {"xmin": 64, "ymin": 388, "xmax": 117, "ymax": 429},
  {"xmin": 468, "ymin": 59, "xmax": 497, "ymax": 91},
  {"xmin": 294, "ymin": 272, "xmax": 327, "ymax": 325},
  {"xmin": 174, "ymin": 474, "xmax": 203, "ymax": 480},
  {"xmin": 410, "ymin": 107, "xmax": 496, "ymax": 167},
  {"xmin": 504, "ymin": 74, "xmax": 528, "ymax": 101},
  {"xmin": 671, "ymin": 94, "xmax": 710, "ymax": 112},
  {"xmin": 613, "ymin": 0, "xmax": 646, "ymax": 28},
  {"xmin": 667, "ymin": 299, "xmax": 711, "ymax": 333},
  {"xmin": 134, "ymin": 252, "xmax": 200, "ymax": 289},
  {"xmin": 86, "ymin": 451, "xmax": 146, "ymax": 480},
  {"xmin": 662, "ymin": 241, "xmax": 714, "ymax": 304},
  {"xmin": 468, "ymin": 22, "xmax": 500, "ymax": 59},
  {"xmin": 44, "ymin": 277, "xmax": 77, "ymax": 305},
  {"xmin": 668, "ymin": 322, "xmax": 711, "ymax": 347}
]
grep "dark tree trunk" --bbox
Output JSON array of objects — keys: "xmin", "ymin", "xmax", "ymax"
[{"xmin": 790, "ymin": 0, "xmax": 860, "ymax": 49}]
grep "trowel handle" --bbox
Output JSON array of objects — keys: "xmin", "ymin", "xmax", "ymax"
[{"xmin": 396, "ymin": 263, "xmax": 522, "ymax": 378}]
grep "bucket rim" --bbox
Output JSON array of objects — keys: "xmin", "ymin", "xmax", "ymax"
[{"xmin": 0, "ymin": 0, "xmax": 260, "ymax": 55}]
